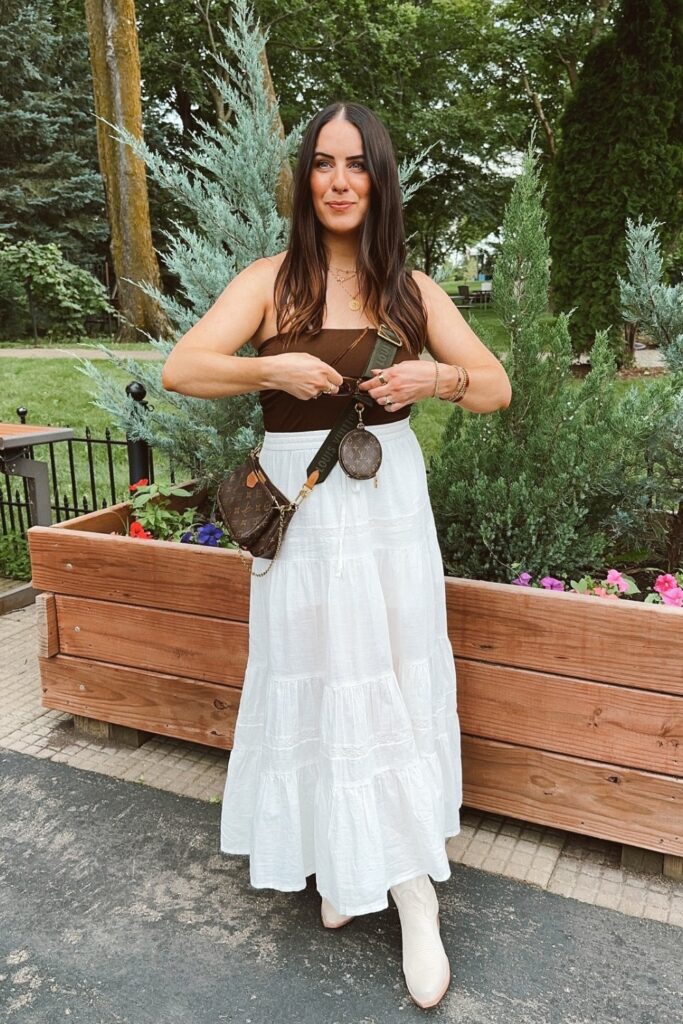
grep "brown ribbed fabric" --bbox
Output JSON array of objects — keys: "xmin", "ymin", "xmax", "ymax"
[{"xmin": 257, "ymin": 328, "xmax": 415, "ymax": 432}]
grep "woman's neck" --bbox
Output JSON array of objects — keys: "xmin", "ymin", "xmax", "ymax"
[{"xmin": 323, "ymin": 231, "xmax": 360, "ymax": 271}]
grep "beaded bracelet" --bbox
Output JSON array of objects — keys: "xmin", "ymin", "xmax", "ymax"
[
  {"xmin": 450, "ymin": 365, "xmax": 469, "ymax": 403},
  {"xmin": 432, "ymin": 361, "xmax": 470, "ymax": 403}
]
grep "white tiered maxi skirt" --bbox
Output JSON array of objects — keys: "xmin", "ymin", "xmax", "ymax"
[{"xmin": 220, "ymin": 416, "xmax": 463, "ymax": 916}]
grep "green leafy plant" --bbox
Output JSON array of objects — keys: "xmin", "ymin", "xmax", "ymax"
[
  {"xmin": 0, "ymin": 531, "xmax": 32, "ymax": 580},
  {"xmin": 0, "ymin": 233, "xmax": 109, "ymax": 338},
  {"xmin": 121, "ymin": 478, "xmax": 237, "ymax": 548}
]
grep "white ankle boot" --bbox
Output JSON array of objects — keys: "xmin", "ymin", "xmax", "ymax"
[
  {"xmin": 320, "ymin": 896, "xmax": 354, "ymax": 929},
  {"xmin": 389, "ymin": 874, "xmax": 451, "ymax": 1008}
]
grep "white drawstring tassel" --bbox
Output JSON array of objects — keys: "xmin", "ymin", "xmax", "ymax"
[
  {"xmin": 335, "ymin": 475, "xmax": 361, "ymax": 577},
  {"xmin": 335, "ymin": 471, "xmax": 347, "ymax": 577}
]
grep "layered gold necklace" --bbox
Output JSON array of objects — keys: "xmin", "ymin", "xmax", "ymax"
[{"xmin": 329, "ymin": 264, "xmax": 361, "ymax": 311}]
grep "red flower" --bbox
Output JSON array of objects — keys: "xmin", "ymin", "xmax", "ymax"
[
  {"xmin": 129, "ymin": 478, "xmax": 149, "ymax": 492},
  {"xmin": 129, "ymin": 520, "xmax": 153, "ymax": 540}
]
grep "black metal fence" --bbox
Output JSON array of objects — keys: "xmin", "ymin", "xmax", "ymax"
[{"xmin": 1, "ymin": 384, "xmax": 176, "ymax": 538}]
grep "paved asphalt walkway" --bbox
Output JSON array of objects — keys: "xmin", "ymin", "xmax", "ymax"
[
  {"xmin": 0, "ymin": 345, "xmax": 668, "ymax": 369},
  {"xmin": 1, "ymin": 750, "xmax": 681, "ymax": 1024}
]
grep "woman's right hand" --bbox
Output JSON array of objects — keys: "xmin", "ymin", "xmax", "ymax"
[{"xmin": 268, "ymin": 352, "xmax": 345, "ymax": 400}]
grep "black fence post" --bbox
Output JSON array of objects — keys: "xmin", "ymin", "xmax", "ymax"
[{"xmin": 125, "ymin": 382, "xmax": 151, "ymax": 487}]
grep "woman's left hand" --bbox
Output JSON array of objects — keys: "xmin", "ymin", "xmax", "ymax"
[{"xmin": 357, "ymin": 359, "xmax": 437, "ymax": 413}]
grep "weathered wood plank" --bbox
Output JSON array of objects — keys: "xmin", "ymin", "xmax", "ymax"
[
  {"xmin": 40, "ymin": 654, "xmax": 240, "ymax": 748},
  {"xmin": 447, "ymin": 577, "xmax": 683, "ymax": 694},
  {"xmin": 35, "ymin": 592, "xmax": 58, "ymax": 657},
  {"xmin": 28, "ymin": 527, "xmax": 251, "ymax": 620},
  {"xmin": 461, "ymin": 734, "xmax": 683, "ymax": 857},
  {"xmin": 54, "ymin": 595, "xmax": 249, "ymax": 685},
  {"xmin": 663, "ymin": 854, "xmax": 683, "ymax": 880},
  {"xmin": 73, "ymin": 714, "xmax": 152, "ymax": 748},
  {"xmin": 457, "ymin": 659, "xmax": 683, "ymax": 776}
]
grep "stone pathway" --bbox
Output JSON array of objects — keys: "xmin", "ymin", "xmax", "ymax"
[
  {"xmin": 0, "ymin": 345, "xmax": 668, "ymax": 369},
  {"xmin": 0, "ymin": 346, "xmax": 164, "ymax": 360},
  {"xmin": 1, "ymin": 601, "xmax": 681, "ymax": 933}
]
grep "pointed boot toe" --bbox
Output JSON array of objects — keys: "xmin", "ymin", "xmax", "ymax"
[
  {"xmin": 320, "ymin": 896, "xmax": 354, "ymax": 929},
  {"xmin": 390, "ymin": 874, "xmax": 452, "ymax": 1009}
]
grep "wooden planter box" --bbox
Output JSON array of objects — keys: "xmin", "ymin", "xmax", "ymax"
[{"xmin": 27, "ymin": 492, "xmax": 683, "ymax": 861}]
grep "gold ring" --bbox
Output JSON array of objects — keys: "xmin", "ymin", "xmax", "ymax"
[{"xmin": 378, "ymin": 373, "xmax": 388, "ymax": 385}]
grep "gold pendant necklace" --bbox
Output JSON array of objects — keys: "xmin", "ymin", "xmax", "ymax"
[{"xmin": 330, "ymin": 266, "xmax": 361, "ymax": 311}]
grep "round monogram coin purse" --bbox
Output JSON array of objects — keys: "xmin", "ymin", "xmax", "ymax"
[{"xmin": 338, "ymin": 402, "xmax": 383, "ymax": 480}]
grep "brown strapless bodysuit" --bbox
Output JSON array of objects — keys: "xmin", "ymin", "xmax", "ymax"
[{"xmin": 256, "ymin": 327, "xmax": 416, "ymax": 432}]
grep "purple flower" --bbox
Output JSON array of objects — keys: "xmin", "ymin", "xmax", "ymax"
[
  {"xmin": 180, "ymin": 530, "xmax": 194, "ymax": 543},
  {"xmin": 511, "ymin": 572, "xmax": 532, "ymax": 586},
  {"xmin": 197, "ymin": 523, "xmax": 225, "ymax": 547},
  {"xmin": 540, "ymin": 576, "xmax": 565, "ymax": 591}
]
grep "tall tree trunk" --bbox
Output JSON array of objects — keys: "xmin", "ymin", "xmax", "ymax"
[
  {"xmin": 259, "ymin": 46, "xmax": 293, "ymax": 220},
  {"xmin": 84, "ymin": 0, "xmax": 168, "ymax": 342},
  {"xmin": 175, "ymin": 84, "xmax": 196, "ymax": 140},
  {"xmin": 192, "ymin": 1, "xmax": 291, "ymax": 218}
]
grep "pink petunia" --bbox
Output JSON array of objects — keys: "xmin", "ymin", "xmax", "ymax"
[
  {"xmin": 654, "ymin": 574, "xmax": 678, "ymax": 595},
  {"xmin": 660, "ymin": 585, "xmax": 683, "ymax": 607},
  {"xmin": 606, "ymin": 569, "xmax": 629, "ymax": 593}
]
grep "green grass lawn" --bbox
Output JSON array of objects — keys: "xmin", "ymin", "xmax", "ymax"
[
  {"xmin": 0, "ymin": 334, "xmax": 151, "ymax": 350},
  {"xmin": 0, "ymin": 355, "xmax": 180, "ymax": 521}
]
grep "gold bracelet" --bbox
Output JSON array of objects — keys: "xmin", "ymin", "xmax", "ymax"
[
  {"xmin": 432, "ymin": 360, "xmax": 439, "ymax": 398},
  {"xmin": 444, "ymin": 365, "xmax": 469, "ymax": 403}
]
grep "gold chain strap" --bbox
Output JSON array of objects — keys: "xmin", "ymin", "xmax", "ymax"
[{"xmin": 237, "ymin": 502, "xmax": 288, "ymax": 577}]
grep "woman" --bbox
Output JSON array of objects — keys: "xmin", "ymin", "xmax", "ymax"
[{"xmin": 162, "ymin": 101, "xmax": 511, "ymax": 1009}]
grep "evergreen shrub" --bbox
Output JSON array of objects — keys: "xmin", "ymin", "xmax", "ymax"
[
  {"xmin": 617, "ymin": 216, "xmax": 683, "ymax": 570},
  {"xmin": 428, "ymin": 143, "xmax": 672, "ymax": 584}
]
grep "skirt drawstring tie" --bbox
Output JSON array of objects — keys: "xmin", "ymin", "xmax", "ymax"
[{"xmin": 335, "ymin": 471, "xmax": 361, "ymax": 578}]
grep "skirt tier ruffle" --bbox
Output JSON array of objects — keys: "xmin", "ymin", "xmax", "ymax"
[{"xmin": 220, "ymin": 417, "xmax": 463, "ymax": 916}]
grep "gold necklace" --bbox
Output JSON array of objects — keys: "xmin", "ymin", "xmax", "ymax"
[{"xmin": 329, "ymin": 266, "xmax": 361, "ymax": 311}]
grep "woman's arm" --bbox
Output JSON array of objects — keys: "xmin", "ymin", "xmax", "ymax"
[
  {"xmin": 161, "ymin": 258, "xmax": 344, "ymax": 400},
  {"xmin": 161, "ymin": 258, "xmax": 279, "ymax": 398},
  {"xmin": 359, "ymin": 271, "xmax": 512, "ymax": 414}
]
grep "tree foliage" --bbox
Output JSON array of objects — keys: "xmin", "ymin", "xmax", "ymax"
[
  {"xmin": 547, "ymin": 0, "xmax": 683, "ymax": 364},
  {"xmin": 0, "ymin": 0, "xmax": 106, "ymax": 270}
]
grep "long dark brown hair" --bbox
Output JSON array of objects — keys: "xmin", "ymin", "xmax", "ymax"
[{"xmin": 274, "ymin": 102, "xmax": 427, "ymax": 356}]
